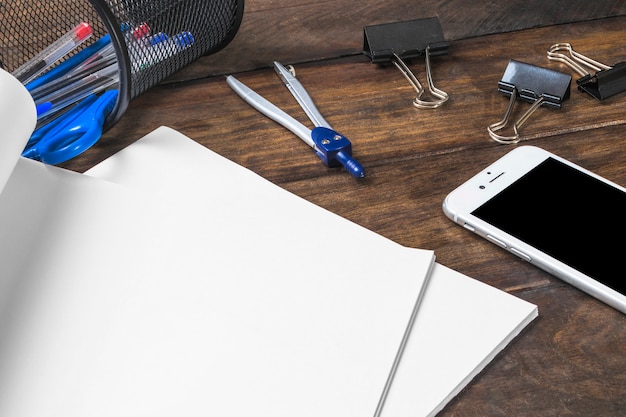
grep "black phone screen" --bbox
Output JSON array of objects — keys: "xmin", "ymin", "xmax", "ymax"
[{"xmin": 472, "ymin": 157, "xmax": 626, "ymax": 294}]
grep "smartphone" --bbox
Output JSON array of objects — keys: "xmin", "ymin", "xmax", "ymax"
[{"xmin": 443, "ymin": 145, "xmax": 626, "ymax": 314}]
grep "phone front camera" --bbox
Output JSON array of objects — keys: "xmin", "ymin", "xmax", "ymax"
[{"xmin": 479, "ymin": 185, "xmax": 486, "ymax": 189}]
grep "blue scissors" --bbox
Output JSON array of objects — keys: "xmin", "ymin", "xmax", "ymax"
[
  {"xmin": 22, "ymin": 89, "xmax": 118, "ymax": 164},
  {"xmin": 226, "ymin": 62, "xmax": 365, "ymax": 178}
]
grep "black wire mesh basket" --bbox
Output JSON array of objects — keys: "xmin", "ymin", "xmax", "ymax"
[{"xmin": 0, "ymin": 0, "xmax": 244, "ymax": 128}]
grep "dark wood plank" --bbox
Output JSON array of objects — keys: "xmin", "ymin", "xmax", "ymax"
[
  {"xmin": 167, "ymin": 0, "xmax": 626, "ymax": 81},
  {"xmin": 443, "ymin": 283, "xmax": 626, "ymax": 416}
]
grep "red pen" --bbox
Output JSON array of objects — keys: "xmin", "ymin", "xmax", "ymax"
[{"xmin": 13, "ymin": 22, "xmax": 93, "ymax": 85}]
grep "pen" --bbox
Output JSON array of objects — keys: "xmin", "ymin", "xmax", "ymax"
[
  {"xmin": 13, "ymin": 22, "xmax": 94, "ymax": 85},
  {"xmin": 25, "ymin": 34, "xmax": 111, "ymax": 92},
  {"xmin": 35, "ymin": 63, "xmax": 118, "ymax": 120},
  {"xmin": 29, "ymin": 43, "xmax": 116, "ymax": 101}
]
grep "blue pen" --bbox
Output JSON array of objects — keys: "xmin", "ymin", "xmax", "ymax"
[{"xmin": 13, "ymin": 22, "xmax": 94, "ymax": 85}]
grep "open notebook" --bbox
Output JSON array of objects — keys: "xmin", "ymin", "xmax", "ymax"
[
  {"xmin": 86, "ymin": 127, "xmax": 538, "ymax": 416},
  {"xmin": 0, "ymin": 69, "xmax": 436, "ymax": 416}
]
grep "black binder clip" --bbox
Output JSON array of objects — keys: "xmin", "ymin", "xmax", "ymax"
[
  {"xmin": 547, "ymin": 43, "xmax": 626, "ymax": 101},
  {"xmin": 363, "ymin": 17, "xmax": 449, "ymax": 108},
  {"xmin": 488, "ymin": 60, "xmax": 571, "ymax": 144}
]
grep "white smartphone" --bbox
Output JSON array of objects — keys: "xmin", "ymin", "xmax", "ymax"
[{"xmin": 443, "ymin": 145, "xmax": 626, "ymax": 314}]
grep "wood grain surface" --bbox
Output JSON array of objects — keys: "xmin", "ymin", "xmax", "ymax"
[
  {"xmin": 59, "ymin": 5, "xmax": 626, "ymax": 417},
  {"xmin": 167, "ymin": 0, "xmax": 626, "ymax": 81}
]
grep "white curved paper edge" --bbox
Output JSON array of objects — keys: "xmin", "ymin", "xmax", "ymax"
[{"xmin": 0, "ymin": 68, "xmax": 37, "ymax": 195}]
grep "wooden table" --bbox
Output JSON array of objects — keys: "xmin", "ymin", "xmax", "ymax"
[{"xmin": 63, "ymin": 4, "xmax": 626, "ymax": 416}]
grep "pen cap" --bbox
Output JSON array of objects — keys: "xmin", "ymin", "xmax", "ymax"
[{"xmin": 0, "ymin": 0, "xmax": 244, "ymax": 130}]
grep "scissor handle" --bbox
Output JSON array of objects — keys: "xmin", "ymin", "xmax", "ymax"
[
  {"xmin": 24, "ymin": 90, "xmax": 117, "ymax": 164},
  {"xmin": 26, "ymin": 94, "xmax": 96, "ymax": 150}
]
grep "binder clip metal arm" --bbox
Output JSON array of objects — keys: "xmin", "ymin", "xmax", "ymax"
[
  {"xmin": 391, "ymin": 47, "xmax": 448, "ymax": 108},
  {"xmin": 488, "ymin": 88, "xmax": 546, "ymax": 144},
  {"xmin": 488, "ymin": 60, "xmax": 571, "ymax": 144},
  {"xmin": 363, "ymin": 17, "xmax": 449, "ymax": 109},
  {"xmin": 547, "ymin": 43, "xmax": 626, "ymax": 101},
  {"xmin": 226, "ymin": 62, "xmax": 365, "ymax": 178}
]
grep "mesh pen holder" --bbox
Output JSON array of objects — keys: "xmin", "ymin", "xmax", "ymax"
[{"xmin": 0, "ymin": 0, "xmax": 244, "ymax": 129}]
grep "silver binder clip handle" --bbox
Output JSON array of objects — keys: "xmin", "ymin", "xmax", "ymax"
[
  {"xmin": 547, "ymin": 43, "xmax": 611, "ymax": 77},
  {"xmin": 487, "ymin": 87, "xmax": 545, "ymax": 144},
  {"xmin": 392, "ymin": 46, "xmax": 448, "ymax": 109}
]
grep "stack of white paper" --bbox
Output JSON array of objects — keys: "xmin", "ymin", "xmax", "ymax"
[
  {"xmin": 85, "ymin": 127, "xmax": 538, "ymax": 416},
  {"xmin": 0, "ymin": 66, "xmax": 537, "ymax": 416}
]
